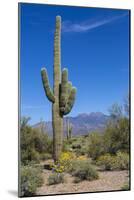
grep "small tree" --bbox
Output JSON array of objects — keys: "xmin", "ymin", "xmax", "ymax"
[{"xmin": 108, "ymin": 103, "xmax": 123, "ymax": 123}]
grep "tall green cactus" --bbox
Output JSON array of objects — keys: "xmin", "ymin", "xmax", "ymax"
[
  {"xmin": 66, "ymin": 118, "xmax": 73, "ymax": 140},
  {"xmin": 41, "ymin": 16, "xmax": 77, "ymax": 162}
]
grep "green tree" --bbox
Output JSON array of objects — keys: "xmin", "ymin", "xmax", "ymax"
[{"xmin": 108, "ymin": 103, "xmax": 123, "ymax": 122}]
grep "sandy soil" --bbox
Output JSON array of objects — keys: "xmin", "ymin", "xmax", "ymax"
[{"xmin": 36, "ymin": 166, "xmax": 129, "ymax": 195}]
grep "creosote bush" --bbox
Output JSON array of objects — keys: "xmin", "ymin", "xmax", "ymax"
[
  {"xmin": 97, "ymin": 151, "xmax": 129, "ymax": 171},
  {"xmin": 69, "ymin": 160, "xmax": 99, "ymax": 182},
  {"xmin": 48, "ymin": 173, "xmax": 64, "ymax": 185},
  {"xmin": 20, "ymin": 165, "xmax": 43, "ymax": 197}
]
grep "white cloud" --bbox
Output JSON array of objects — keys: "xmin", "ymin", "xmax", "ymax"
[{"xmin": 62, "ymin": 13, "xmax": 128, "ymax": 33}]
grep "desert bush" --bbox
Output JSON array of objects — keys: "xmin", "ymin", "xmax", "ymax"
[
  {"xmin": 104, "ymin": 117, "xmax": 129, "ymax": 154},
  {"xmin": 59, "ymin": 151, "xmax": 76, "ymax": 171},
  {"xmin": 21, "ymin": 148, "xmax": 40, "ymax": 165},
  {"xmin": 20, "ymin": 117, "xmax": 52, "ymax": 164},
  {"xmin": 63, "ymin": 136, "xmax": 89, "ymax": 156},
  {"xmin": 33, "ymin": 130, "xmax": 53, "ymax": 154},
  {"xmin": 97, "ymin": 152, "xmax": 129, "ymax": 170},
  {"xmin": 69, "ymin": 160, "xmax": 99, "ymax": 182},
  {"xmin": 51, "ymin": 163, "xmax": 65, "ymax": 173},
  {"xmin": 97, "ymin": 154, "xmax": 116, "ymax": 170},
  {"xmin": 20, "ymin": 165, "xmax": 43, "ymax": 197},
  {"xmin": 87, "ymin": 132, "xmax": 104, "ymax": 160},
  {"xmin": 76, "ymin": 155, "xmax": 88, "ymax": 161},
  {"xmin": 116, "ymin": 151, "xmax": 129, "ymax": 170},
  {"xmin": 51, "ymin": 154, "xmax": 89, "ymax": 174},
  {"xmin": 48, "ymin": 173, "xmax": 64, "ymax": 185},
  {"xmin": 49, "ymin": 152, "xmax": 76, "ymax": 173},
  {"xmin": 78, "ymin": 146, "xmax": 89, "ymax": 156}
]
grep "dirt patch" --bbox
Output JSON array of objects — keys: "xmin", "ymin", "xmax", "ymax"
[{"xmin": 36, "ymin": 168, "xmax": 129, "ymax": 195}]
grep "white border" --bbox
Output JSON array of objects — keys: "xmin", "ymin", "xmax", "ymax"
[{"xmin": 0, "ymin": 0, "xmax": 133, "ymax": 199}]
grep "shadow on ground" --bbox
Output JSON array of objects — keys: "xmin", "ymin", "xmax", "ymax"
[{"xmin": 8, "ymin": 190, "xmax": 18, "ymax": 197}]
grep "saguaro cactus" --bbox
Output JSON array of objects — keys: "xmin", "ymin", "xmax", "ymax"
[
  {"xmin": 66, "ymin": 118, "xmax": 73, "ymax": 140},
  {"xmin": 41, "ymin": 16, "xmax": 77, "ymax": 161}
]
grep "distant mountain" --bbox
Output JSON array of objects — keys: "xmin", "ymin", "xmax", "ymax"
[{"xmin": 32, "ymin": 112, "xmax": 109, "ymax": 136}]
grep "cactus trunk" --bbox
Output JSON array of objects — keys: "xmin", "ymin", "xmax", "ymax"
[
  {"xmin": 41, "ymin": 16, "xmax": 77, "ymax": 162},
  {"xmin": 52, "ymin": 16, "xmax": 63, "ymax": 161}
]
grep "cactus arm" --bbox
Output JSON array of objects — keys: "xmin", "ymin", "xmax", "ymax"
[
  {"xmin": 67, "ymin": 81, "xmax": 72, "ymax": 98},
  {"xmin": 41, "ymin": 68, "xmax": 55, "ymax": 103},
  {"xmin": 54, "ymin": 16, "xmax": 61, "ymax": 80},
  {"xmin": 60, "ymin": 68, "xmax": 68, "ymax": 111},
  {"xmin": 63, "ymin": 87, "xmax": 77, "ymax": 115}
]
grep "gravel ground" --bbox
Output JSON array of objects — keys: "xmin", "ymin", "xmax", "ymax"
[{"xmin": 36, "ymin": 169, "xmax": 129, "ymax": 196}]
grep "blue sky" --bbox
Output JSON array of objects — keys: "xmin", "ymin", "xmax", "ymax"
[{"xmin": 20, "ymin": 3, "xmax": 130, "ymax": 125}]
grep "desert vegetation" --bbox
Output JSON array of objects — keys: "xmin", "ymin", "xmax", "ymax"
[
  {"xmin": 20, "ymin": 99, "xmax": 130, "ymax": 196},
  {"xmin": 19, "ymin": 16, "xmax": 130, "ymax": 197}
]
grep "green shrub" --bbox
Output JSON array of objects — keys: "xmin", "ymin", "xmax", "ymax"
[
  {"xmin": 48, "ymin": 173, "xmax": 64, "ymax": 185},
  {"xmin": 20, "ymin": 165, "xmax": 43, "ymax": 197},
  {"xmin": 69, "ymin": 160, "xmax": 99, "ymax": 182},
  {"xmin": 87, "ymin": 132, "xmax": 104, "ymax": 160},
  {"xmin": 104, "ymin": 117, "xmax": 129, "ymax": 154},
  {"xmin": 116, "ymin": 151, "xmax": 129, "ymax": 170},
  {"xmin": 97, "ymin": 152, "xmax": 129, "ymax": 171},
  {"xmin": 21, "ymin": 149, "xmax": 40, "ymax": 165},
  {"xmin": 20, "ymin": 117, "xmax": 52, "ymax": 165},
  {"xmin": 97, "ymin": 154, "xmax": 116, "ymax": 170},
  {"xmin": 78, "ymin": 146, "xmax": 88, "ymax": 155}
]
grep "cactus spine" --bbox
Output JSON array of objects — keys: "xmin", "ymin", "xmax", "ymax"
[{"xmin": 41, "ymin": 16, "xmax": 76, "ymax": 162}]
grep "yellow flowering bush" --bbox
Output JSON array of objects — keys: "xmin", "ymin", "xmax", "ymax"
[
  {"xmin": 51, "ymin": 163, "xmax": 65, "ymax": 173},
  {"xmin": 59, "ymin": 152, "xmax": 76, "ymax": 161},
  {"xmin": 49, "ymin": 152, "xmax": 93, "ymax": 174},
  {"xmin": 59, "ymin": 152, "xmax": 76, "ymax": 171},
  {"xmin": 76, "ymin": 155, "xmax": 88, "ymax": 161},
  {"xmin": 49, "ymin": 152, "xmax": 76, "ymax": 173}
]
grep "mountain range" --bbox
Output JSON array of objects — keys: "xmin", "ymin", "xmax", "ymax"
[{"xmin": 33, "ymin": 112, "xmax": 109, "ymax": 136}]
